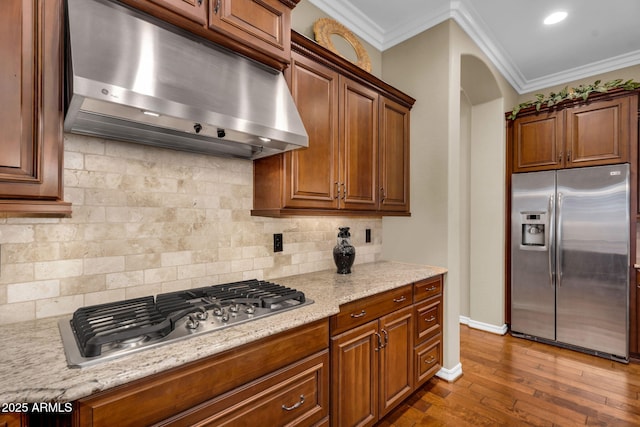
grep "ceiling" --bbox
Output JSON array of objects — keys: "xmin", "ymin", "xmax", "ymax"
[{"xmin": 307, "ymin": 0, "xmax": 640, "ymax": 94}]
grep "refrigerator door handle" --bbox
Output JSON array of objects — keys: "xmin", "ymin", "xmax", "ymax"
[
  {"xmin": 556, "ymin": 192, "xmax": 563, "ymax": 287},
  {"xmin": 548, "ymin": 194, "xmax": 555, "ymax": 287}
]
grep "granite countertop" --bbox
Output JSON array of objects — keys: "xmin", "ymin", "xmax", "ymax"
[{"xmin": 0, "ymin": 261, "xmax": 446, "ymax": 404}]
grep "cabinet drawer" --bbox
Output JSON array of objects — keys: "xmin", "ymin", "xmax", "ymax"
[
  {"xmin": 413, "ymin": 275, "xmax": 442, "ymax": 303},
  {"xmin": 156, "ymin": 351, "xmax": 329, "ymax": 427},
  {"xmin": 414, "ymin": 335, "xmax": 441, "ymax": 387},
  {"xmin": 331, "ymin": 285, "xmax": 412, "ymax": 335},
  {"xmin": 415, "ymin": 298, "xmax": 442, "ymax": 343}
]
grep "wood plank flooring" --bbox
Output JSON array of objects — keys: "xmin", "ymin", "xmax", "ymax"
[{"xmin": 378, "ymin": 325, "xmax": 640, "ymax": 426}]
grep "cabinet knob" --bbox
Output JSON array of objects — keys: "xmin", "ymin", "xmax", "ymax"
[
  {"xmin": 197, "ymin": 0, "xmax": 202, "ymax": 5},
  {"xmin": 214, "ymin": 0, "xmax": 221, "ymax": 14}
]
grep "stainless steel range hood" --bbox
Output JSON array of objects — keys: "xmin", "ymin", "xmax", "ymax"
[{"xmin": 64, "ymin": 0, "xmax": 308, "ymax": 160}]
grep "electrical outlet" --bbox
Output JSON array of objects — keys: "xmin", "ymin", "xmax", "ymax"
[
  {"xmin": 273, "ymin": 233, "xmax": 283, "ymax": 252},
  {"xmin": 365, "ymin": 229, "xmax": 371, "ymax": 243}
]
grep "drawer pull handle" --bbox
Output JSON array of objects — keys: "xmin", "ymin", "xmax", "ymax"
[
  {"xmin": 282, "ymin": 395, "xmax": 305, "ymax": 411},
  {"xmin": 350, "ymin": 310, "xmax": 366, "ymax": 318},
  {"xmin": 424, "ymin": 316, "xmax": 436, "ymax": 322},
  {"xmin": 426, "ymin": 286, "xmax": 437, "ymax": 291},
  {"xmin": 425, "ymin": 356, "xmax": 436, "ymax": 364},
  {"xmin": 393, "ymin": 296, "xmax": 407, "ymax": 303}
]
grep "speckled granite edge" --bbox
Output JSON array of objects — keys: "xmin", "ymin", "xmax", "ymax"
[{"xmin": 0, "ymin": 261, "xmax": 446, "ymax": 403}]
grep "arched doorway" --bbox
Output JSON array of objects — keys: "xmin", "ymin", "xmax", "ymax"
[{"xmin": 459, "ymin": 54, "xmax": 507, "ymax": 333}]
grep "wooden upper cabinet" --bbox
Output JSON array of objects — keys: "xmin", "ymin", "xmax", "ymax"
[
  {"xmin": 566, "ymin": 96, "xmax": 630, "ymax": 167},
  {"xmin": 283, "ymin": 51, "xmax": 340, "ymax": 210},
  {"xmin": 512, "ymin": 111, "xmax": 564, "ymax": 172},
  {"xmin": 379, "ymin": 97, "xmax": 410, "ymax": 212},
  {"xmin": 209, "ymin": 0, "xmax": 291, "ymax": 64},
  {"xmin": 119, "ymin": 0, "xmax": 298, "ymax": 69},
  {"xmin": 149, "ymin": 0, "xmax": 208, "ymax": 25},
  {"xmin": 510, "ymin": 91, "xmax": 635, "ymax": 173},
  {"xmin": 340, "ymin": 76, "xmax": 379, "ymax": 211},
  {"xmin": 0, "ymin": 0, "xmax": 70, "ymax": 214},
  {"xmin": 252, "ymin": 31, "xmax": 415, "ymax": 217}
]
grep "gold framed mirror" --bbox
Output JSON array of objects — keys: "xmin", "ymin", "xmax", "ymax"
[{"xmin": 313, "ymin": 18, "xmax": 372, "ymax": 72}]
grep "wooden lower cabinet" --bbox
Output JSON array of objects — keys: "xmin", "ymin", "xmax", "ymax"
[
  {"xmin": 414, "ymin": 334, "xmax": 442, "ymax": 386},
  {"xmin": 74, "ymin": 319, "xmax": 329, "ymax": 427},
  {"xmin": 330, "ymin": 275, "xmax": 445, "ymax": 427},
  {"xmin": 330, "ymin": 306, "xmax": 413, "ymax": 427},
  {"xmin": 0, "ymin": 413, "xmax": 25, "ymax": 427},
  {"xmin": 412, "ymin": 276, "xmax": 444, "ymax": 389},
  {"xmin": 154, "ymin": 351, "xmax": 329, "ymax": 426}
]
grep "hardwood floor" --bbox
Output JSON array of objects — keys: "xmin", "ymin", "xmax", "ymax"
[{"xmin": 378, "ymin": 325, "xmax": 640, "ymax": 426}]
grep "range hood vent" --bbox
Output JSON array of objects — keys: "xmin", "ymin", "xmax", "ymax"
[{"xmin": 64, "ymin": 0, "xmax": 308, "ymax": 160}]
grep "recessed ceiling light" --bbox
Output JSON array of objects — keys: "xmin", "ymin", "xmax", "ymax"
[{"xmin": 544, "ymin": 11, "xmax": 568, "ymax": 25}]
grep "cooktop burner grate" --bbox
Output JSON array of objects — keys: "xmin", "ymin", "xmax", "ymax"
[{"xmin": 64, "ymin": 279, "xmax": 310, "ymax": 363}]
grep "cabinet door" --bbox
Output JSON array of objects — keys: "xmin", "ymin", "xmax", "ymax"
[
  {"xmin": 566, "ymin": 96, "xmax": 630, "ymax": 167},
  {"xmin": 284, "ymin": 52, "xmax": 340, "ymax": 209},
  {"xmin": 340, "ymin": 76, "xmax": 379, "ymax": 211},
  {"xmin": 0, "ymin": 0, "xmax": 69, "ymax": 213},
  {"xmin": 378, "ymin": 306, "xmax": 413, "ymax": 418},
  {"xmin": 331, "ymin": 320, "xmax": 379, "ymax": 427},
  {"xmin": 379, "ymin": 97, "xmax": 410, "ymax": 212},
  {"xmin": 512, "ymin": 111, "xmax": 564, "ymax": 172},
  {"xmin": 149, "ymin": 0, "xmax": 208, "ymax": 24},
  {"xmin": 209, "ymin": 0, "xmax": 290, "ymax": 64}
]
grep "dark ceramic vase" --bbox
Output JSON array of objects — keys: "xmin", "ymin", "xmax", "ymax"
[{"xmin": 333, "ymin": 227, "xmax": 356, "ymax": 274}]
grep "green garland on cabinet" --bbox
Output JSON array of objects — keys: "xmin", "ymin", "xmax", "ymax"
[{"xmin": 508, "ymin": 78, "xmax": 640, "ymax": 120}]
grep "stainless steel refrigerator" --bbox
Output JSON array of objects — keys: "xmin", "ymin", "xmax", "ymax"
[{"xmin": 511, "ymin": 163, "xmax": 630, "ymax": 361}]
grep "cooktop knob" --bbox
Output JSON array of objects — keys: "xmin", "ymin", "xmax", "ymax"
[{"xmin": 186, "ymin": 315, "xmax": 199, "ymax": 330}]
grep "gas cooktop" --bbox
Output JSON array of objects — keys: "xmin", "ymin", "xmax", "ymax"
[{"xmin": 58, "ymin": 279, "xmax": 313, "ymax": 368}]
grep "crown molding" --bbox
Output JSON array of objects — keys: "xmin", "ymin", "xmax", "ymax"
[
  {"xmin": 307, "ymin": 0, "xmax": 386, "ymax": 49},
  {"xmin": 307, "ymin": 0, "xmax": 640, "ymax": 94}
]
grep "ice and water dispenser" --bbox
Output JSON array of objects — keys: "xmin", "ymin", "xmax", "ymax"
[{"xmin": 520, "ymin": 212, "xmax": 547, "ymax": 248}]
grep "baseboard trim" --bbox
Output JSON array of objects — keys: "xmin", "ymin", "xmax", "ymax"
[
  {"xmin": 436, "ymin": 362, "xmax": 463, "ymax": 382},
  {"xmin": 460, "ymin": 315, "xmax": 508, "ymax": 335}
]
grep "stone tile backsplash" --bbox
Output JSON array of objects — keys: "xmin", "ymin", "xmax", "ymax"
[{"xmin": 0, "ymin": 134, "xmax": 382, "ymax": 325}]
